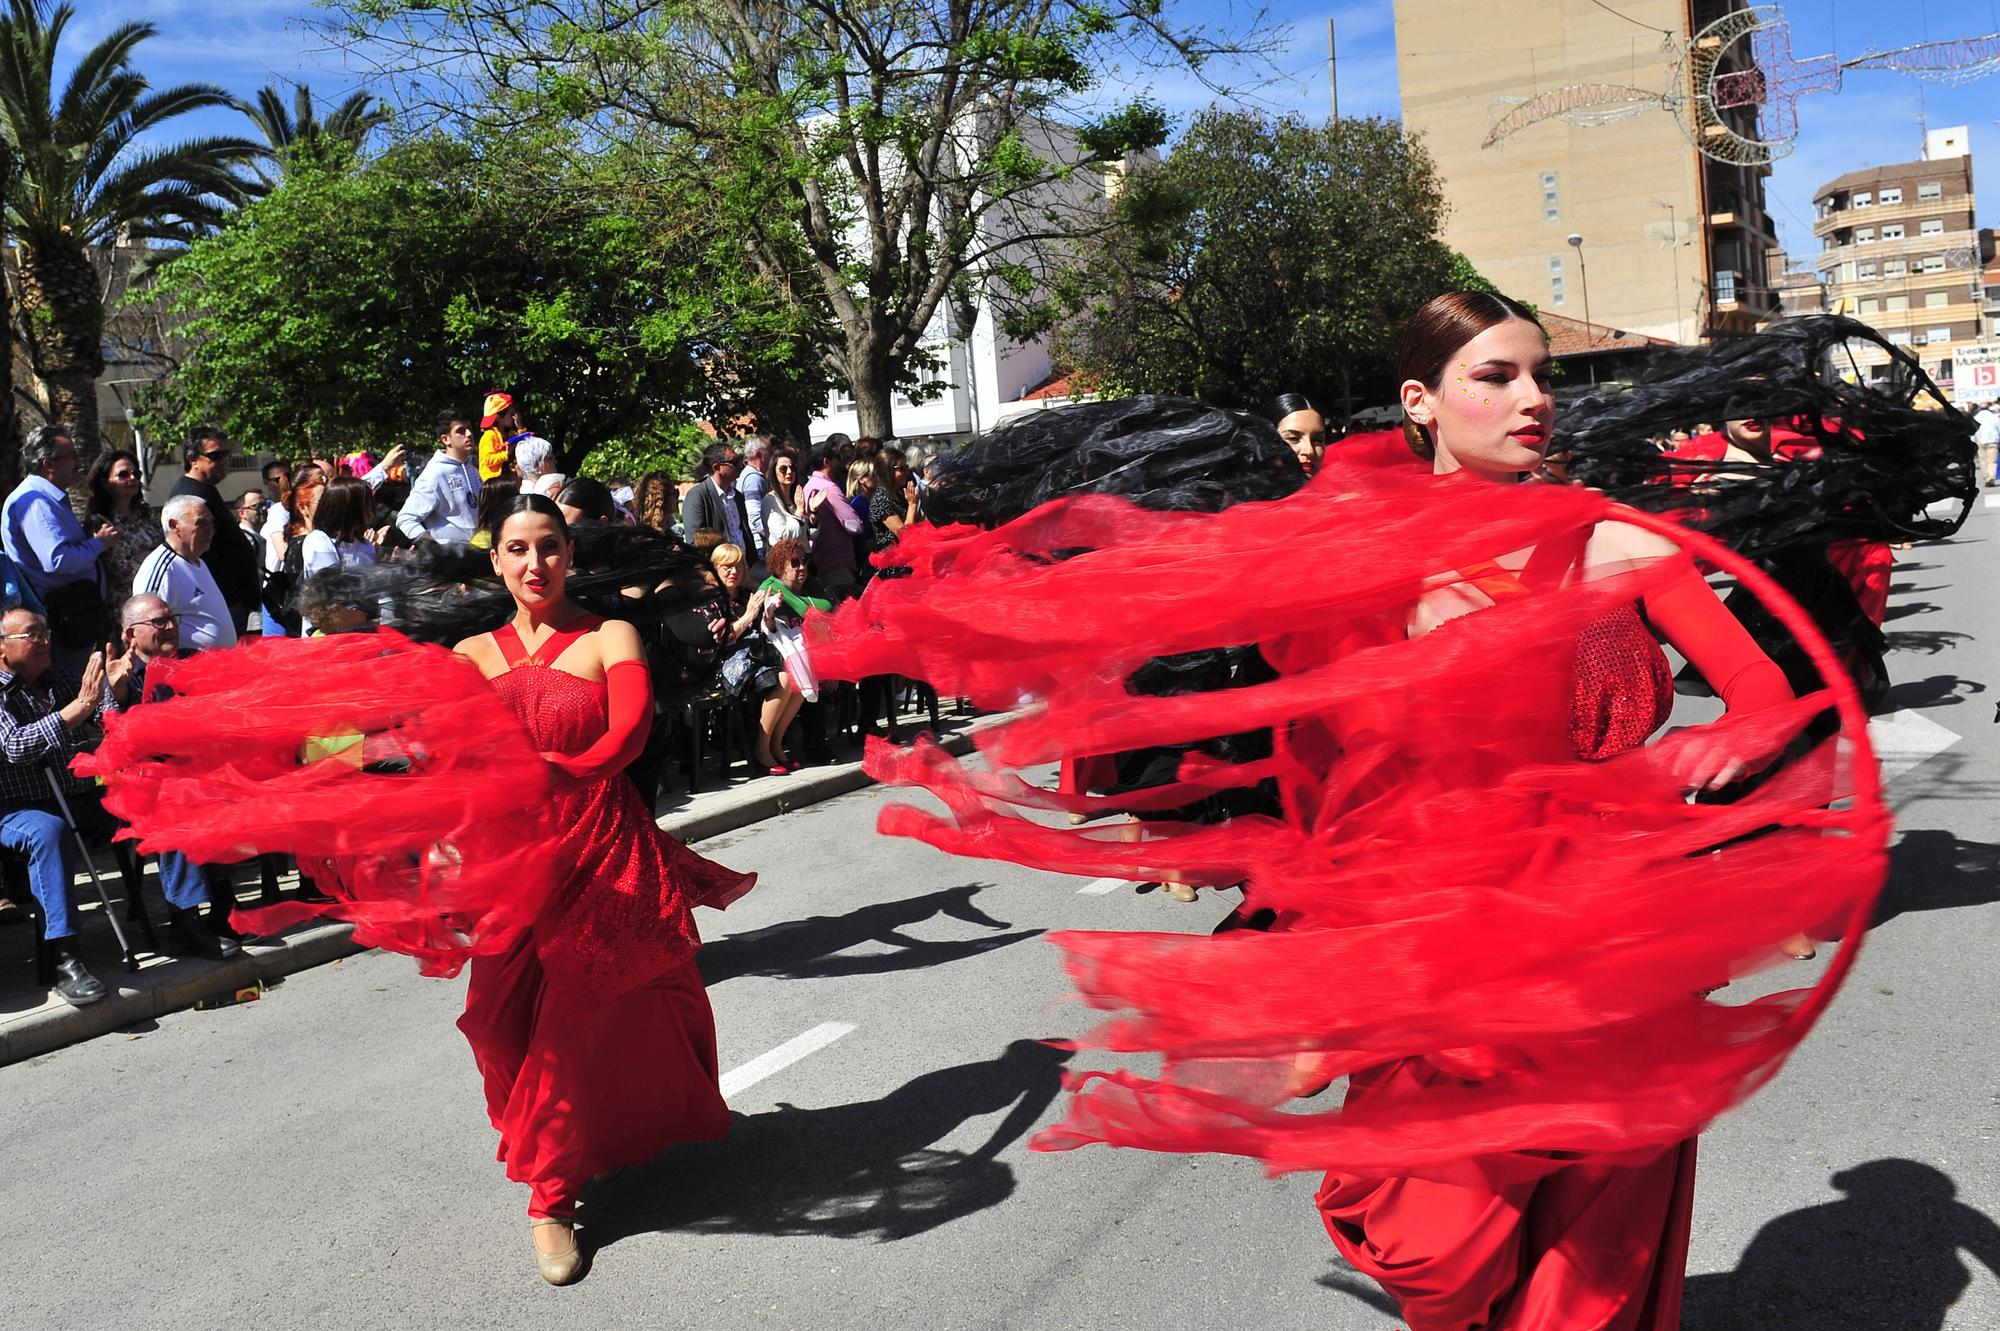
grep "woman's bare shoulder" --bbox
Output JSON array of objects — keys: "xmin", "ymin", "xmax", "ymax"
[{"xmin": 1589, "ymin": 518, "xmax": 1681, "ymax": 564}]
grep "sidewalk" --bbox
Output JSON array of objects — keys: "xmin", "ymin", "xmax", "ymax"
[{"xmin": 0, "ymin": 703, "xmax": 994, "ymax": 1066}]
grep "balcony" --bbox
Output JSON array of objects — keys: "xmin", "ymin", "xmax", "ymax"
[
  {"xmin": 1812, "ymin": 194, "xmax": 1974, "ymax": 239},
  {"xmin": 1812, "ymin": 228, "xmax": 1982, "ymax": 274},
  {"xmin": 1836, "ymin": 302, "xmax": 1978, "ymax": 333}
]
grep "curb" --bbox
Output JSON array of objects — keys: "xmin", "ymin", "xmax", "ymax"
[
  {"xmin": 1, "ymin": 712, "xmax": 1001, "ymax": 1067},
  {"xmin": 0, "ymin": 920, "xmax": 363, "ymax": 1067}
]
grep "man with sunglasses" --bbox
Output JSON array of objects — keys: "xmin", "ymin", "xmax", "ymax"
[{"xmin": 169, "ymin": 426, "xmax": 260, "ymax": 635}]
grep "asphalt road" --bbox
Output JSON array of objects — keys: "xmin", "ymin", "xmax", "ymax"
[{"xmin": 3, "ymin": 500, "xmax": 1996, "ymax": 1331}]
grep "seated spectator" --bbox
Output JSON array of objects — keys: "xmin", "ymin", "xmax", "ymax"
[
  {"xmin": 112, "ymin": 594, "xmax": 251, "ymax": 953},
  {"xmin": 133, "ymin": 496, "xmax": 238, "ymax": 652},
  {"xmin": 0, "ymin": 609, "xmax": 231, "ymax": 1008},
  {"xmin": 704, "ymin": 543, "xmax": 787, "ymax": 772}
]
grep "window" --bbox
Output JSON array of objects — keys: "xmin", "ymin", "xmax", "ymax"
[
  {"xmin": 1918, "ymin": 180, "xmax": 1942, "ymax": 201},
  {"xmin": 1885, "ymin": 294, "xmax": 1910, "ymax": 312},
  {"xmin": 1549, "ymin": 257, "xmax": 1566, "ymax": 306},
  {"xmin": 1852, "ymin": 191, "xmax": 1873, "ymax": 207},
  {"xmin": 1920, "ymin": 255, "xmax": 1946, "ymax": 274},
  {"xmin": 1714, "ymin": 270, "xmax": 1738, "ymax": 303},
  {"xmin": 1540, "ymin": 171, "xmax": 1558, "ymax": 189},
  {"xmin": 1884, "ymin": 259, "xmax": 1907, "ymax": 276},
  {"xmin": 1920, "ymin": 218, "xmax": 1944, "ymax": 236},
  {"xmin": 1858, "ymin": 297, "xmax": 1880, "ymax": 314},
  {"xmin": 1856, "ymin": 227, "xmax": 1875, "ymax": 243},
  {"xmin": 1856, "ymin": 262, "xmax": 1877, "ymax": 279},
  {"xmin": 1544, "ymin": 191, "xmax": 1560, "ymax": 221},
  {"xmin": 1928, "ymin": 327, "xmax": 1953, "ymax": 344},
  {"xmin": 1878, "ymin": 187, "xmax": 1903, "ymax": 205},
  {"xmin": 1880, "ymin": 223, "xmax": 1905, "ymax": 240},
  {"xmin": 1925, "ymin": 291, "xmax": 1950, "ymax": 308},
  {"xmin": 1887, "ymin": 330, "xmax": 1913, "ymax": 345}
]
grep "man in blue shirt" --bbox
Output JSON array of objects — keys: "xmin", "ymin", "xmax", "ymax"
[{"xmin": 1, "ymin": 426, "xmax": 113, "ymax": 672}]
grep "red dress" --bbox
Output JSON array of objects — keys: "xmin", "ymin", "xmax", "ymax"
[
  {"xmin": 459, "ymin": 621, "xmax": 752, "ymax": 1219},
  {"xmin": 1314, "ymin": 602, "xmax": 1695, "ymax": 1331}
]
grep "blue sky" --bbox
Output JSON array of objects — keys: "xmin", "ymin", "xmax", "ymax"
[{"xmin": 77, "ymin": 0, "xmax": 2000, "ymax": 262}]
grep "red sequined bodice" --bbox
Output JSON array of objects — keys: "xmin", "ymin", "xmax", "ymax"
[{"xmin": 489, "ymin": 633, "xmax": 754, "ymax": 999}]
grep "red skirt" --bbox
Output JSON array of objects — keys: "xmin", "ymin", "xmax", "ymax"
[
  {"xmin": 1316, "ymin": 1059, "xmax": 1696, "ymax": 1331},
  {"xmin": 457, "ymin": 930, "xmax": 730, "ymax": 1218}
]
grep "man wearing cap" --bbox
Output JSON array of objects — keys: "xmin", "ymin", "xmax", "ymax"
[
  {"xmin": 478, "ymin": 391, "xmax": 515, "ymax": 482},
  {"xmin": 397, "ymin": 408, "xmax": 483, "ymax": 545}
]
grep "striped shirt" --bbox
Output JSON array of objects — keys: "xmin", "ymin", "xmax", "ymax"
[{"xmin": 134, "ymin": 545, "xmax": 238, "ymax": 652}]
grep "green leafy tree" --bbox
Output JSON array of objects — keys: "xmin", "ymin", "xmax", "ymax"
[
  {"xmin": 239, "ymin": 83, "xmax": 391, "ymax": 186},
  {"xmin": 1053, "ymin": 111, "xmax": 1492, "ymax": 418},
  {"xmin": 333, "ymin": 0, "xmax": 1267, "ymax": 437},
  {"xmin": 0, "ymin": 0, "xmax": 259, "ymax": 455},
  {"xmin": 147, "ymin": 135, "xmax": 825, "ymax": 467}
]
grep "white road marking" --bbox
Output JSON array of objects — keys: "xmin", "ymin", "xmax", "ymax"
[
  {"xmin": 1867, "ymin": 709, "xmax": 1962, "ymax": 785},
  {"xmin": 720, "ymin": 1022, "xmax": 856, "ymax": 1100},
  {"xmin": 1078, "ymin": 877, "xmax": 1133, "ymax": 895},
  {"xmin": 1984, "ymin": 493, "xmax": 2000, "ymax": 509}
]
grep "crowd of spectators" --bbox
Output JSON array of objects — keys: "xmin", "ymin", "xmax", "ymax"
[{"xmin": 0, "ymin": 409, "xmax": 942, "ymax": 1010}]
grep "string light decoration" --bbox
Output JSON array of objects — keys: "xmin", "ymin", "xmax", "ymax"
[{"xmin": 1483, "ymin": 5, "xmax": 2000, "ymax": 166}]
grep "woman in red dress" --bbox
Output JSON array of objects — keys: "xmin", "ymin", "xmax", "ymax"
[{"xmin": 453, "ymin": 494, "xmax": 753, "ymax": 1284}]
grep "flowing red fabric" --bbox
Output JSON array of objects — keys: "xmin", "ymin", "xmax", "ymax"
[
  {"xmin": 807, "ymin": 464, "xmax": 1887, "ymax": 1176},
  {"xmin": 77, "ymin": 632, "xmax": 564, "ymax": 973}
]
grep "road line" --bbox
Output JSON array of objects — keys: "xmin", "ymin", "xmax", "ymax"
[
  {"xmin": 720, "ymin": 1022, "xmax": 856, "ymax": 1100},
  {"xmin": 1985, "ymin": 493, "xmax": 2000, "ymax": 509},
  {"xmin": 1867, "ymin": 709, "xmax": 1962, "ymax": 785},
  {"xmin": 1078, "ymin": 876, "xmax": 1133, "ymax": 895}
]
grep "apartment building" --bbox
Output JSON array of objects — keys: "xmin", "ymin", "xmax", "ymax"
[
  {"xmin": 1394, "ymin": 0, "xmax": 1778, "ymax": 344},
  {"xmin": 1811, "ymin": 126, "xmax": 1993, "ymax": 391}
]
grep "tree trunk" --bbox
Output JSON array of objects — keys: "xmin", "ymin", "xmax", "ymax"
[
  {"xmin": 16, "ymin": 238, "xmax": 106, "ymax": 468},
  {"xmin": 848, "ymin": 345, "xmax": 897, "ymax": 439},
  {"xmin": 0, "ymin": 143, "xmax": 17, "ymax": 496}
]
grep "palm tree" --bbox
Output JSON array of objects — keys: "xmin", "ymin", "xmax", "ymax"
[
  {"xmin": 240, "ymin": 83, "xmax": 389, "ymax": 185},
  {"xmin": 0, "ymin": 0, "xmax": 259, "ymax": 455}
]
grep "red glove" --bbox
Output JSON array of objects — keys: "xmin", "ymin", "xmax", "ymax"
[
  {"xmin": 546, "ymin": 660, "xmax": 653, "ymax": 785},
  {"xmin": 1643, "ymin": 557, "xmax": 1792, "ymax": 716}
]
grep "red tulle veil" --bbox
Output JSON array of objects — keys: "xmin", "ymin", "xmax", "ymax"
[
  {"xmin": 809, "ymin": 462, "xmax": 1887, "ymax": 1181},
  {"xmin": 77, "ymin": 632, "xmax": 562, "ymax": 975}
]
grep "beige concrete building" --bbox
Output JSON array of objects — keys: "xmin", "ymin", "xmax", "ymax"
[
  {"xmin": 1811, "ymin": 126, "xmax": 1993, "ymax": 394},
  {"xmin": 1394, "ymin": 0, "xmax": 1776, "ymax": 344}
]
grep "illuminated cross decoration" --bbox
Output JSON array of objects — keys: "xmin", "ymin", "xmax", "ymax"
[{"xmin": 1710, "ymin": 18, "xmax": 1841, "ymax": 148}]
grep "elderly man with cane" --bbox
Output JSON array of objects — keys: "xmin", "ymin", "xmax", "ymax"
[{"xmin": 0, "ymin": 606, "xmax": 236, "ymax": 1007}]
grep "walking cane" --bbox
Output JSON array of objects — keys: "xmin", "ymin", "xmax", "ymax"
[{"xmin": 44, "ymin": 768, "xmax": 140, "ymax": 973}]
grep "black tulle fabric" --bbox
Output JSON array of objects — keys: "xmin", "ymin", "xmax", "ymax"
[
  {"xmin": 294, "ymin": 526, "xmax": 716, "ymax": 663},
  {"xmin": 921, "ymin": 395, "xmax": 1305, "ymax": 527},
  {"xmin": 1559, "ymin": 315, "xmax": 1977, "ymax": 553}
]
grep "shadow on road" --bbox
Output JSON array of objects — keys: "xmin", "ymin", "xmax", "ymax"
[
  {"xmin": 698, "ymin": 882, "xmax": 1043, "ymax": 985},
  {"xmin": 1878, "ymin": 829, "xmax": 2000, "ymax": 924},
  {"xmin": 1884, "ymin": 600, "xmax": 1942, "ymax": 622},
  {"xmin": 1882, "ymin": 673, "xmax": 1986, "ymax": 711},
  {"xmin": 593, "ymin": 1038, "xmax": 1073, "ymax": 1245},
  {"xmin": 1316, "ymin": 1262, "xmax": 1401, "ymax": 1318},
  {"xmin": 1884, "ymin": 629, "xmax": 1972, "ymax": 655},
  {"xmin": 1683, "ymin": 1159, "xmax": 2000, "ymax": 1331}
]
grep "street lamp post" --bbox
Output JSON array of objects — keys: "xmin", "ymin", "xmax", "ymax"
[
  {"xmin": 1567, "ymin": 232, "xmax": 1592, "ymax": 338},
  {"xmin": 1567, "ymin": 233, "xmax": 1597, "ymax": 383}
]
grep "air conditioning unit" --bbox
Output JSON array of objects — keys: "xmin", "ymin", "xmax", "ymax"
[{"xmin": 1911, "ymin": 333, "xmax": 1928, "ymax": 345}]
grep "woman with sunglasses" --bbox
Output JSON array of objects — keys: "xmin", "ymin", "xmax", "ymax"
[{"xmin": 84, "ymin": 450, "xmax": 164, "ymax": 604}]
